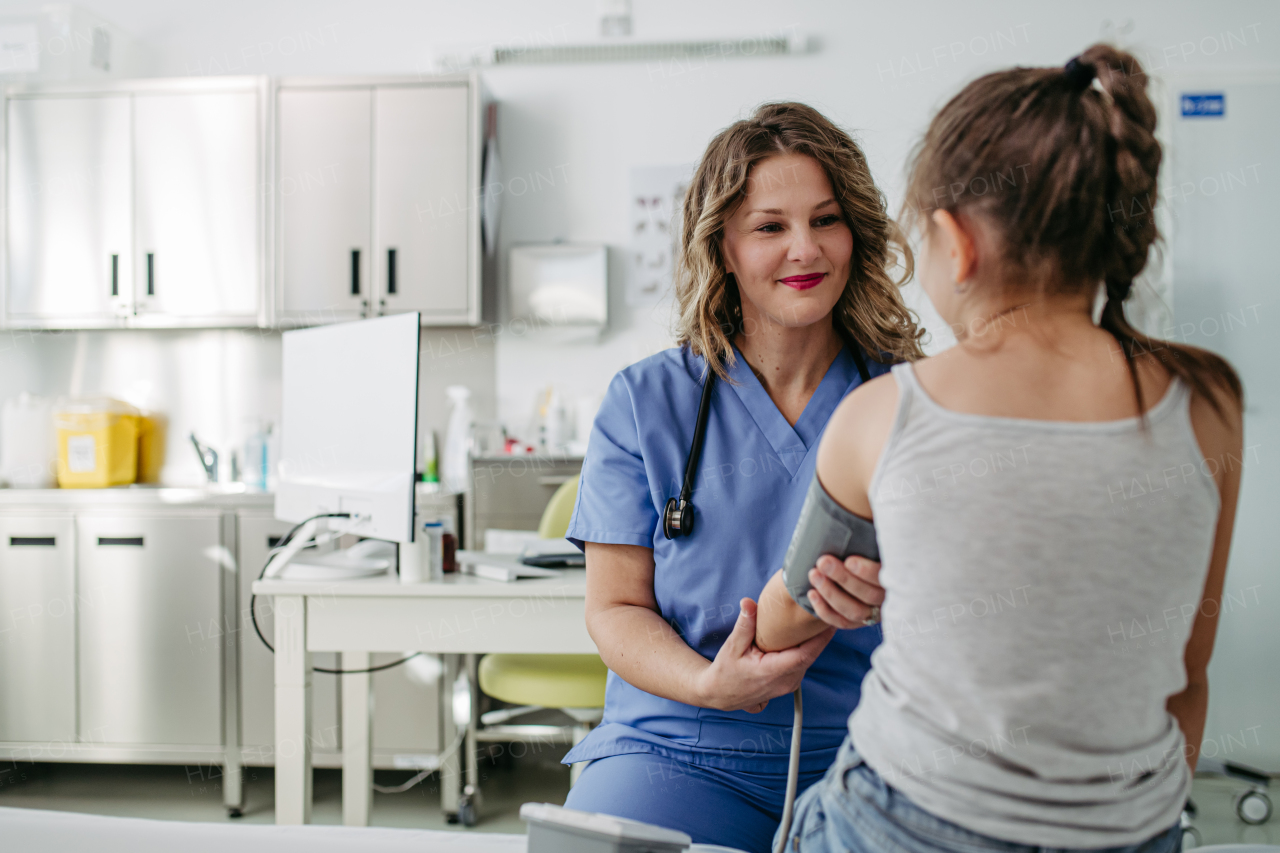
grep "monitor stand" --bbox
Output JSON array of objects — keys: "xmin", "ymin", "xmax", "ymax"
[{"xmin": 278, "ymin": 538, "xmax": 396, "ymax": 581}]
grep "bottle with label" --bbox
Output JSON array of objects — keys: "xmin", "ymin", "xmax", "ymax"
[{"xmin": 421, "ymin": 520, "xmax": 444, "ymax": 581}]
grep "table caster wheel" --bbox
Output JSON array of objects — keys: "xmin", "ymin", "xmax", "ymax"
[
  {"xmin": 1236, "ymin": 788, "xmax": 1272, "ymax": 825},
  {"xmin": 227, "ymin": 807, "xmax": 243, "ymax": 819},
  {"xmin": 457, "ymin": 796, "xmax": 477, "ymax": 827}
]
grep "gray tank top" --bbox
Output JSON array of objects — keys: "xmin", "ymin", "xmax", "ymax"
[{"xmin": 846, "ymin": 363, "xmax": 1220, "ymax": 847}]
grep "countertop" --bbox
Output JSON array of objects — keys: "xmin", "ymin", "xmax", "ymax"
[
  {"xmin": 254, "ymin": 568, "xmax": 586, "ymax": 597},
  {"xmin": 0, "ymin": 486, "xmax": 276, "ymax": 508}
]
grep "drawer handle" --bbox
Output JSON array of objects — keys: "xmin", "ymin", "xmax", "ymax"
[
  {"xmin": 538, "ymin": 475, "xmax": 572, "ymax": 487},
  {"xmin": 146, "ymin": 253, "xmax": 155, "ymax": 296},
  {"xmin": 351, "ymin": 248, "xmax": 361, "ymax": 296},
  {"xmin": 10, "ymin": 536, "xmax": 55, "ymax": 547},
  {"xmin": 387, "ymin": 247, "xmax": 397, "ymax": 295},
  {"xmin": 98, "ymin": 536, "xmax": 144, "ymax": 547},
  {"xmin": 110, "ymin": 254, "xmax": 119, "ymax": 297}
]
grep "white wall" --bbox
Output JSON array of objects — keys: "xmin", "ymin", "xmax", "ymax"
[
  {"xmin": 9, "ymin": 0, "xmax": 1276, "ymax": 432},
  {"xmin": 4, "ymin": 0, "xmax": 1279, "ymax": 427},
  {"xmin": 80, "ymin": 0, "xmax": 1280, "ymax": 427}
]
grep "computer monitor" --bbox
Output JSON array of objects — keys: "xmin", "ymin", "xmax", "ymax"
[{"xmin": 275, "ymin": 313, "xmax": 420, "ymax": 543}]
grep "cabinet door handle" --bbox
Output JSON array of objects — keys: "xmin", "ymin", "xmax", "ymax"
[
  {"xmin": 10, "ymin": 536, "xmax": 56, "ymax": 547},
  {"xmin": 110, "ymin": 254, "xmax": 119, "ymax": 297},
  {"xmin": 98, "ymin": 536, "xmax": 144, "ymax": 547},
  {"xmin": 146, "ymin": 253, "xmax": 155, "ymax": 296},
  {"xmin": 351, "ymin": 249, "xmax": 361, "ymax": 296},
  {"xmin": 538, "ymin": 475, "xmax": 573, "ymax": 487},
  {"xmin": 387, "ymin": 248, "xmax": 397, "ymax": 295}
]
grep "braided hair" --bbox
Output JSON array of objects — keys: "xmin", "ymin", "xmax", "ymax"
[{"xmin": 902, "ymin": 43, "xmax": 1241, "ymax": 416}]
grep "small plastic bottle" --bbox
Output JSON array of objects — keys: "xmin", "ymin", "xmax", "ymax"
[
  {"xmin": 242, "ymin": 423, "xmax": 271, "ymax": 492},
  {"xmin": 421, "ymin": 520, "xmax": 445, "ymax": 581},
  {"xmin": 440, "ymin": 516, "xmax": 458, "ymax": 573}
]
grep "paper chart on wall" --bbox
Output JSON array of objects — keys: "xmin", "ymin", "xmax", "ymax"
[{"xmin": 627, "ymin": 164, "xmax": 694, "ymax": 306}]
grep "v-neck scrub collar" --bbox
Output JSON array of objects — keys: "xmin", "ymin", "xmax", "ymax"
[{"xmin": 724, "ymin": 345, "xmax": 860, "ymax": 478}]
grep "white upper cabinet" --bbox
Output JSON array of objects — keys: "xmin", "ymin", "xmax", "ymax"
[
  {"xmin": 277, "ymin": 76, "xmax": 484, "ymax": 327},
  {"xmin": 276, "ymin": 87, "xmax": 372, "ymax": 324},
  {"xmin": 3, "ymin": 74, "xmax": 485, "ymax": 330},
  {"xmin": 132, "ymin": 89, "xmax": 261, "ymax": 324},
  {"xmin": 373, "ymin": 85, "xmax": 472, "ymax": 319},
  {"xmin": 3, "ymin": 78, "xmax": 266, "ymax": 329},
  {"xmin": 6, "ymin": 94, "xmax": 134, "ymax": 325}
]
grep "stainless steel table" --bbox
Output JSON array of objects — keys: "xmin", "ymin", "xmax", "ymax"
[{"xmin": 252, "ymin": 571, "xmax": 593, "ymax": 826}]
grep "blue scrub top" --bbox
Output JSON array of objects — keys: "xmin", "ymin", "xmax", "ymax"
[{"xmin": 564, "ymin": 343, "xmax": 889, "ymax": 774}]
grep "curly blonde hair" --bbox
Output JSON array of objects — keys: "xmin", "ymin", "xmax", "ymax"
[{"xmin": 675, "ymin": 102, "xmax": 924, "ymax": 379}]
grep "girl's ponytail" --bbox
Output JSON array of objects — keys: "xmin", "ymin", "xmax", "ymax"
[
  {"xmin": 904, "ymin": 43, "xmax": 1241, "ymax": 416},
  {"xmin": 1083, "ymin": 44, "xmax": 1241, "ymax": 416}
]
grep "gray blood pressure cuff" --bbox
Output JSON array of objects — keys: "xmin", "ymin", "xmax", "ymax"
[{"xmin": 782, "ymin": 473, "xmax": 879, "ymax": 616}]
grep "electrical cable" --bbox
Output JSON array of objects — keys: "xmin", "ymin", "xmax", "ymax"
[
  {"xmin": 249, "ymin": 512, "xmax": 421, "ymax": 675},
  {"xmin": 372, "ymin": 727, "xmax": 467, "ymax": 794},
  {"xmin": 775, "ymin": 687, "xmax": 803, "ymax": 853}
]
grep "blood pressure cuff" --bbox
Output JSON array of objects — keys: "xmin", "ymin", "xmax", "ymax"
[{"xmin": 782, "ymin": 473, "xmax": 879, "ymax": 616}]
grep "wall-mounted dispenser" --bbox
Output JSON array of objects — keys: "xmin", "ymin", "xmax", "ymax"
[{"xmin": 508, "ymin": 244, "xmax": 607, "ymax": 340}]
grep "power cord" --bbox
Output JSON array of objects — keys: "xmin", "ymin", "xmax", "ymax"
[
  {"xmin": 372, "ymin": 727, "xmax": 467, "ymax": 794},
  {"xmin": 249, "ymin": 512, "xmax": 421, "ymax": 675}
]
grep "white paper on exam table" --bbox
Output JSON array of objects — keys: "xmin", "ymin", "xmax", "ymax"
[{"xmin": 456, "ymin": 550, "xmax": 561, "ymax": 582}]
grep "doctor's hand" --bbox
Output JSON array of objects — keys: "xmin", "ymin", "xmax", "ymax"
[
  {"xmin": 694, "ymin": 598, "xmax": 835, "ymax": 714},
  {"xmin": 806, "ymin": 555, "xmax": 885, "ymax": 629}
]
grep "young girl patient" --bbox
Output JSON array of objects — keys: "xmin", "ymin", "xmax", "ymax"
[{"xmin": 757, "ymin": 43, "xmax": 1243, "ymax": 852}]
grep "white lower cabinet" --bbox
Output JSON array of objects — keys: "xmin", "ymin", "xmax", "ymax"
[
  {"xmin": 77, "ymin": 512, "xmax": 223, "ymax": 747},
  {"xmin": 0, "ymin": 506, "xmax": 437, "ymax": 767},
  {"xmin": 0, "ymin": 515, "xmax": 77, "ymax": 744}
]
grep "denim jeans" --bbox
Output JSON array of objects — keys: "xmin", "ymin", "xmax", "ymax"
[{"xmin": 776, "ymin": 740, "xmax": 1181, "ymax": 853}]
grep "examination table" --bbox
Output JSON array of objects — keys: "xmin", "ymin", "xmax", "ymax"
[{"xmin": 0, "ymin": 806, "xmax": 527, "ymax": 853}]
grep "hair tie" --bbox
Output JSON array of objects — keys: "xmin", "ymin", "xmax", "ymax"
[
  {"xmin": 1106, "ymin": 279, "xmax": 1132, "ymax": 303},
  {"xmin": 1063, "ymin": 56, "xmax": 1096, "ymax": 91}
]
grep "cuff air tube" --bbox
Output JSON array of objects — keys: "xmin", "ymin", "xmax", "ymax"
[{"xmin": 782, "ymin": 473, "xmax": 879, "ymax": 615}]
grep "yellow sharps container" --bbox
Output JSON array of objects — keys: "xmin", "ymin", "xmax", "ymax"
[{"xmin": 54, "ymin": 398, "xmax": 141, "ymax": 488}]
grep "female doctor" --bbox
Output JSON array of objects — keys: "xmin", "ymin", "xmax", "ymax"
[{"xmin": 562, "ymin": 102, "xmax": 923, "ymax": 852}]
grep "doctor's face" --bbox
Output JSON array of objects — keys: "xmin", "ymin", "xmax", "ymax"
[{"xmin": 721, "ymin": 153, "xmax": 853, "ymax": 332}]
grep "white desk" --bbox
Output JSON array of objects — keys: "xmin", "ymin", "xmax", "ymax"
[{"xmin": 252, "ymin": 571, "xmax": 593, "ymax": 826}]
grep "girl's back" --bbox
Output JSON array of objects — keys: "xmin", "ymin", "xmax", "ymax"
[{"xmin": 845, "ymin": 342, "xmax": 1220, "ymax": 845}]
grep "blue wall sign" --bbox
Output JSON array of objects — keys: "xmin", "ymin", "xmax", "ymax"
[{"xmin": 1181, "ymin": 93, "xmax": 1226, "ymax": 118}]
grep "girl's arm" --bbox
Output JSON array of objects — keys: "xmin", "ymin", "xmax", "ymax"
[
  {"xmin": 756, "ymin": 375, "xmax": 899, "ymax": 651},
  {"xmin": 584, "ymin": 542, "xmax": 834, "ymax": 712},
  {"xmin": 1168, "ymin": 382, "xmax": 1244, "ymax": 768}
]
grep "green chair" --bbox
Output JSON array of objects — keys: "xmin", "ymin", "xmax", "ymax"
[{"xmin": 476, "ymin": 475, "xmax": 607, "ymax": 785}]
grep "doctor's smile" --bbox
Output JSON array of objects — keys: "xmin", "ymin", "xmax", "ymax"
[{"xmin": 779, "ymin": 273, "xmax": 825, "ymax": 290}]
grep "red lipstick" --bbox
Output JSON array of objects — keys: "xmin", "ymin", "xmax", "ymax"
[{"xmin": 780, "ymin": 273, "xmax": 825, "ymax": 290}]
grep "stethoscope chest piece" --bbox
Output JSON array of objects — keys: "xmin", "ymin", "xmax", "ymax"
[
  {"xmin": 662, "ymin": 497, "xmax": 693, "ymax": 539},
  {"xmin": 663, "ymin": 367, "xmax": 717, "ymax": 541}
]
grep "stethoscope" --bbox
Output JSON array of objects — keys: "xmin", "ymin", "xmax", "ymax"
[{"xmin": 662, "ymin": 344, "xmax": 872, "ymax": 540}]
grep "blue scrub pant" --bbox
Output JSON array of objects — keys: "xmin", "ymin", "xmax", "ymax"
[{"xmin": 563, "ymin": 752, "xmax": 826, "ymax": 853}]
